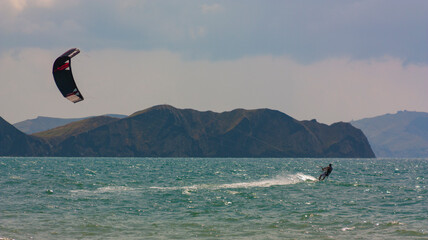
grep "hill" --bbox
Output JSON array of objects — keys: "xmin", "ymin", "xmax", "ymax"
[
  {"xmin": 33, "ymin": 116, "xmax": 120, "ymax": 144},
  {"xmin": 13, "ymin": 114, "xmax": 126, "ymax": 134},
  {"xmin": 13, "ymin": 116, "xmax": 87, "ymax": 134},
  {"xmin": 0, "ymin": 117, "xmax": 50, "ymax": 156},
  {"xmin": 37, "ymin": 105, "xmax": 375, "ymax": 157},
  {"xmin": 351, "ymin": 111, "xmax": 428, "ymax": 157}
]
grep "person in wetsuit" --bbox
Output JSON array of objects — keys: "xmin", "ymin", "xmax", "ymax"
[{"xmin": 319, "ymin": 163, "xmax": 333, "ymax": 181}]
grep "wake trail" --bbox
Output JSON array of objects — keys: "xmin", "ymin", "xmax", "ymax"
[
  {"xmin": 150, "ymin": 173, "xmax": 317, "ymax": 191},
  {"xmin": 68, "ymin": 174, "xmax": 317, "ymax": 196}
]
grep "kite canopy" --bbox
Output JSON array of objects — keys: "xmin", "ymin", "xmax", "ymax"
[{"xmin": 52, "ymin": 48, "xmax": 84, "ymax": 103}]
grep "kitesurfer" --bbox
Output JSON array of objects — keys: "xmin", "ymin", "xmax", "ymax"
[{"xmin": 319, "ymin": 163, "xmax": 333, "ymax": 181}]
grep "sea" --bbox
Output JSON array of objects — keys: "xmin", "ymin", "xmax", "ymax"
[{"xmin": 0, "ymin": 157, "xmax": 427, "ymax": 240}]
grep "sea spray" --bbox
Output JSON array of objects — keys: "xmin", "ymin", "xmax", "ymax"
[{"xmin": 150, "ymin": 173, "xmax": 317, "ymax": 191}]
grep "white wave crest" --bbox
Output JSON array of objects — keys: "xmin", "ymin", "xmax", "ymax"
[
  {"xmin": 150, "ymin": 173, "xmax": 316, "ymax": 192},
  {"xmin": 71, "ymin": 186, "xmax": 133, "ymax": 195},
  {"xmin": 217, "ymin": 173, "xmax": 316, "ymax": 189}
]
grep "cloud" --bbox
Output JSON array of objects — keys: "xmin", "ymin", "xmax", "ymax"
[
  {"xmin": 1, "ymin": 48, "xmax": 427, "ymax": 124},
  {"xmin": 0, "ymin": 1, "xmax": 427, "ymax": 124},
  {"xmin": 190, "ymin": 26, "xmax": 206, "ymax": 39},
  {"xmin": 6, "ymin": 0, "xmax": 27, "ymax": 12},
  {"xmin": 1, "ymin": 1, "xmax": 427, "ymax": 63},
  {"xmin": 202, "ymin": 3, "xmax": 222, "ymax": 14},
  {"xmin": 4, "ymin": 0, "xmax": 56, "ymax": 12},
  {"xmin": 0, "ymin": 0, "xmax": 79, "ymax": 36}
]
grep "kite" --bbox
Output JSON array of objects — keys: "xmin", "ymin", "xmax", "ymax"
[{"xmin": 52, "ymin": 48, "xmax": 84, "ymax": 103}]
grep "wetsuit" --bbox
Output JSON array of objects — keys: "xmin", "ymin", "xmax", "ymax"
[{"xmin": 319, "ymin": 165, "xmax": 333, "ymax": 181}]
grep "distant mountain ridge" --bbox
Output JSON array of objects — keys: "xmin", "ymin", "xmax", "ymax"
[
  {"xmin": 33, "ymin": 116, "xmax": 120, "ymax": 144},
  {"xmin": 351, "ymin": 110, "xmax": 428, "ymax": 158},
  {"xmin": 13, "ymin": 114, "xmax": 126, "ymax": 134},
  {"xmin": 1, "ymin": 105, "xmax": 375, "ymax": 158}
]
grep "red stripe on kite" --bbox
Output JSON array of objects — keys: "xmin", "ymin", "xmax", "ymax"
[{"xmin": 55, "ymin": 62, "xmax": 70, "ymax": 72}]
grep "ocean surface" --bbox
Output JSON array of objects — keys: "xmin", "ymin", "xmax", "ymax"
[{"xmin": 0, "ymin": 157, "xmax": 427, "ymax": 239}]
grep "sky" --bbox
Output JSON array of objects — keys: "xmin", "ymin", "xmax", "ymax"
[{"xmin": 1, "ymin": 0, "xmax": 427, "ymax": 124}]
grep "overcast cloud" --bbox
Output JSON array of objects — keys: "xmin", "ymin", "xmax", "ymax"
[{"xmin": 1, "ymin": 0, "xmax": 427, "ymax": 124}]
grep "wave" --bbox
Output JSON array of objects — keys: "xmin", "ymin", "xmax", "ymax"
[
  {"xmin": 216, "ymin": 173, "xmax": 316, "ymax": 189},
  {"xmin": 150, "ymin": 173, "xmax": 317, "ymax": 192},
  {"xmin": 68, "ymin": 173, "xmax": 316, "ymax": 195},
  {"xmin": 70, "ymin": 186, "xmax": 133, "ymax": 195}
]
